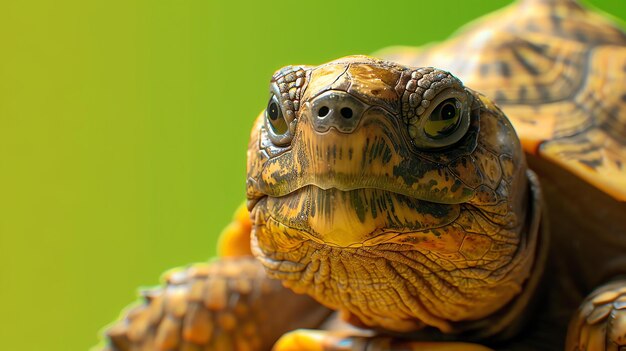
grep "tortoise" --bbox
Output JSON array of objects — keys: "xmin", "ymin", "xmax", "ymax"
[
  {"xmin": 98, "ymin": 0, "xmax": 626, "ymax": 350},
  {"xmin": 100, "ymin": 55, "xmax": 534, "ymax": 351}
]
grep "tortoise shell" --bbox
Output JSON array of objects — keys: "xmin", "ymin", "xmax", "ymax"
[{"xmin": 379, "ymin": 0, "xmax": 626, "ymax": 201}]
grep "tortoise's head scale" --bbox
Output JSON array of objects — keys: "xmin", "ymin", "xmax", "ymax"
[{"xmin": 246, "ymin": 56, "xmax": 537, "ymax": 334}]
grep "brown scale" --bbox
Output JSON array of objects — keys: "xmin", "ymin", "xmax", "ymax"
[{"xmin": 101, "ymin": 257, "xmax": 331, "ymax": 351}]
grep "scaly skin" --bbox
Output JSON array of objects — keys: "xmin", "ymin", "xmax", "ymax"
[
  {"xmin": 247, "ymin": 56, "xmax": 543, "ymax": 343},
  {"xmin": 566, "ymin": 279, "xmax": 626, "ymax": 351}
]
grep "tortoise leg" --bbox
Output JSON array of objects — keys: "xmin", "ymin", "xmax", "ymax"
[
  {"xmin": 98, "ymin": 204, "xmax": 332, "ymax": 350},
  {"xmin": 273, "ymin": 330, "xmax": 493, "ymax": 351},
  {"xmin": 100, "ymin": 257, "xmax": 332, "ymax": 351},
  {"xmin": 566, "ymin": 279, "xmax": 626, "ymax": 351}
]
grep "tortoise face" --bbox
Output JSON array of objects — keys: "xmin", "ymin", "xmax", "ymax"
[{"xmin": 246, "ymin": 56, "xmax": 532, "ymax": 333}]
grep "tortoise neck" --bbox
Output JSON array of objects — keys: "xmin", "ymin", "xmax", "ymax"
[{"xmin": 449, "ymin": 170, "xmax": 548, "ymax": 341}]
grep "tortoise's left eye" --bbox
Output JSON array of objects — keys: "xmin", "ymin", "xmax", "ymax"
[
  {"xmin": 266, "ymin": 95, "xmax": 288, "ymax": 135},
  {"xmin": 424, "ymin": 98, "xmax": 461, "ymax": 139},
  {"xmin": 409, "ymin": 90, "xmax": 471, "ymax": 149}
]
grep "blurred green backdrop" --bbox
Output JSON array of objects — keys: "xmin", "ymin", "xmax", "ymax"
[{"xmin": 0, "ymin": 0, "xmax": 624, "ymax": 350}]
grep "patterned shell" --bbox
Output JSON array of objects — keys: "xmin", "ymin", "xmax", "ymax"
[{"xmin": 379, "ymin": 0, "xmax": 626, "ymax": 200}]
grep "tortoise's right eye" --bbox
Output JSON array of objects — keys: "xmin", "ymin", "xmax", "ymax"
[{"xmin": 266, "ymin": 95, "xmax": 288, "ymax": 135}]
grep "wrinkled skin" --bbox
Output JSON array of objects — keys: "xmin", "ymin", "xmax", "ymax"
[{"xmin": 247, "ymin": 56, "xmax": 541, "ymax": 340}]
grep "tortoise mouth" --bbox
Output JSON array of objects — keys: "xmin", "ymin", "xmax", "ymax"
[
  {"xmin": 250, "ymin": 185, "xmax": 460, "ymax": 248},
  {"xmin": 248, "ymin": 187, "xmax": 460, "ymax": 332}
]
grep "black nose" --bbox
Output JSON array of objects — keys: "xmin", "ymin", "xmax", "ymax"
[{"xmin": 309, "ymin": 91, "xmax": 367, "ymax": 133}]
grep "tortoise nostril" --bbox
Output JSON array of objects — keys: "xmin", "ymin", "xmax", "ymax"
[
  {"xmin": 318, "ymin": 106, "xmax": 330, "ymax": 117},
  {"xmin": 340, "ymin": 107, "xmax": 353, "ymax": 119},
  {"xmin": 309, "ymin": 91, "xmax": 366, "ymax": 132}
]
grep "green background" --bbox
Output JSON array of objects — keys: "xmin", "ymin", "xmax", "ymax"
[{"xmin": 1, "ymin": 1, "xmax": 624, "ymax": 350}]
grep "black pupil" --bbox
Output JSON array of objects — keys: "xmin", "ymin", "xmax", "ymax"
[
  {"xmin": 441, "ymin": 103, "xmax": 456, "ymax": 120},
  {"xmin": 268, "ymin": 102, "xmax": 279, "ymax": 121}
]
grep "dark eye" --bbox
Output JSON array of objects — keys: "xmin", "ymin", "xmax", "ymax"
[
  {"xmin": 424, "ymin": 98, "xmax": 461, "ymax": 139},
  {"xmin": 266, "ymin": 96, "xmax": 288, "ymax": 135}
]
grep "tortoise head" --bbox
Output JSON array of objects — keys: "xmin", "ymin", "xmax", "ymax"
[{"xmin": 246, "ymin": 56, "xmax": 535, "ymax": 333}]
